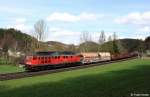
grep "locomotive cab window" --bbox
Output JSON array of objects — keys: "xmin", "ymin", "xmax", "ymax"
[
  {"xmin": 33, "ymin": 57, "xmax": 37, "ymax": 60},
  {"xmin": 45, "ymin": 57, "xmax": 47, "ymax": 60},
  {"xmin": 55, "ymin": 56, "xmax": 57, "ymax": 59}
]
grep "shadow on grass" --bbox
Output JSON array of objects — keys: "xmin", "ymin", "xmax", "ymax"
[{"xmin": 0, "ymin": 65, "xmax": 150, "ymax": 97}]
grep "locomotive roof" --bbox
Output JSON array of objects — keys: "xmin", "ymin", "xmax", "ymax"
[{"xmin": 34, "ymin": 51, "xmax": 76, "ymax": 56}]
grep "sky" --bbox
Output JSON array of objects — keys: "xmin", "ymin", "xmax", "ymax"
[{"xmin": 0, "ymin": 0, "xmax": 150, "ymax": 44}]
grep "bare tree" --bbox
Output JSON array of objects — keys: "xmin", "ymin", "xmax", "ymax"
[
  {"xmin": 80, "ymin": 31, "xmax": 92, "ymax": 43},
  {"xmin": 108, "ymin": 35, "xmax": 112, "ymax": 42},
  {"xmin": 99, "ymin": 30, "xmax": 106, "ymax": 45},
  {"xmin": 34, "ymin": 19, "xmax": 47, "ymax": 50},
  {"xmin": 79, "ymin": 31, "xmax": 93, "ymax": 52},
  {"xmin": 112, "ymin": 32, "xmax": 117, "ymax": 41},
  {"xmin": 34, "ymin": 19, "xmax": 47, "ymax": 41}
]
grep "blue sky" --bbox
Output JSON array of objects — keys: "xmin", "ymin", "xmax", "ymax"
[{"xmin": 0, "ymin": 0, "xmax": 150, "ymax": 44}]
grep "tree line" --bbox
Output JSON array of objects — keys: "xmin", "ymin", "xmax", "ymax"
[{"xmin": 79, "ymin": 30, "xmax": 150, "ymax": 54}]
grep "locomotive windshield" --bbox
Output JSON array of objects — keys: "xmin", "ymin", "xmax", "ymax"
[
  {"xmin": 34, "ymin": 51, "xmax": 76, "ymax": 56},
  {"xmin": 35, "ymin": 51, "xmax": 56, "ymax": 55},
  {"xmin": 59, "ymin": 51, "xmax": 76, "ymax": 55}
]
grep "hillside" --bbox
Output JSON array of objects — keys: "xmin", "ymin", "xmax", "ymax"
[
  {"xmin": 46, "ymin": 41, "xmax": 68, "ymax": 51},
  {"xmin": 0, "ymin": 28, "xmax": 53, "ymax": 54},
  {"xmin": 0, "ymin": 28, "xmax": 148, "ymax": 54},
  {"xmin": 100, "ymin": 39, "xmax": 144, "ymax": 53},
  {"xmin": 77, "ymin": 39, "xmax": 145, "ymax": 53},
  {"xmin": 0, "ymin": 28, "xmax": 38, "ymax": 53},
  {"xmin": 0, "ymin": 28, "xmax": 78, "ymax": 54},
  {"xmin": 79, "ymin": 41, "xmax": 99, "ymax": 52}
]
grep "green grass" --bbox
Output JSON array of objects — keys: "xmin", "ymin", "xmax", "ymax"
[
  {"xmin": 0, "ymin": 59, "xmax": 150, "ymax": 97},
  {"xmin": 0, "ymin": 58, "xmax": 25, "ymax": 74},
  {"xmin": 0, "ymin": 65, "xmax": 25, "ymax": 74}
]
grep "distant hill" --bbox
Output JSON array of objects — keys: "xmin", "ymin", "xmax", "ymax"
[
  {"xmin": 0, "ymin": 28, "xmax": 78, "ymax": 53},
  {"xmin": 46, "ymin": 41, "xmax": 69, "ymax": 51},
  {"xmin": 46, "ymin": 41, "xmax": 79, "ymax": 52},
  {"xmin": 35, "ymin": 38, "xmax": 147, "ymax": 53},
  {"xmin": 100, "ymin": 38, "xmax": 144, "ymax": 53},
  {"xmin": 47, "ymin": 41, "xmax": 66, "ymax": 46},
  {"xmin": 0, "ymin": 28, "xmax": 147, "ymax": 54},
  {"xmin": 79, "ymin": 41, "xmax": 99, "ymax": 52},
  {"xmin": 46, "ymin": 41, "xmax": 101, "ymax": 52}
]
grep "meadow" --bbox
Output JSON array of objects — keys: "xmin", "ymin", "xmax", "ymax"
[
  {"xmin": 0, "ymin": 58, "xmax": 25, "ymax": 74},
  {"xmin": 0, "ymin": 59, "xmax": 150, "ymax": 97},
  {"xmin": 0, "ymin": 65, "xmax": 24, "ymax": 74}
]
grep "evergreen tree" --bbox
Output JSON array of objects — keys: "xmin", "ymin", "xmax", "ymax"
[
  {"xmin": 145, "ymin": 36, "xmax": 150, "ymax": 50},
  {"xmin": 112, "ymin": 32, "xmax": 119, "ymax": 54}
]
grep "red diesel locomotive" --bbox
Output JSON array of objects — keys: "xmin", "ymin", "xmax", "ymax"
[
  {"xmin": 24, "ymin": 51, "xmax": 82, "ymax": 71},
  {"xmin": 24, "ymin": 51, "xmax": 138, "ymax": 71}
]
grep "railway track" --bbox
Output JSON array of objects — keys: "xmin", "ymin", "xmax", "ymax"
[{"xmin": 0, "ymin": 56, "xmax": 137, "ymax": 81}]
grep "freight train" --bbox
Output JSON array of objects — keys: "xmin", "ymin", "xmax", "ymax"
[{"xmin": 23, "ymin": 51, "xmax": 138, "ymax": 71}]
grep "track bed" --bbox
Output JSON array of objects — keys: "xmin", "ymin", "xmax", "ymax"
[{"xmin": 0, "ymin": 57, "xmax": 137, "ymax": 81}]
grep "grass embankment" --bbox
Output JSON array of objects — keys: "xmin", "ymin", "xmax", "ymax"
[
  {"xmin": 0, "ymin": 59, "xmax": 150, "ymax": 97},
  {"xmin": 0, "ymin": 65, "xmax": 24, "ymax": 74},
  {"xmin": 0, "ymin": 58, "xmax": 25, "ymax": 74}
]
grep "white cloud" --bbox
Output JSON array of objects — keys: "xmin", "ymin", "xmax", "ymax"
[
  {"xmin": 47, "ymin": 12, "xmax": 103, "ymax": 22},
  {"xmin": 6, "ymin": 18, "xmax": 32, "ymax": 34},
  {"xmin": 49, "ymin": 27, "xmax": 80, "ymax": 37},
  {"xmin": 8, "ymin": 24, "xmax": 31, "ymax": 33},
  {"xmin": 47, "ymin": 12, "xmax": 79, "ymax": 22},
  {"xmin": 115, "ymin": 11, "xmax": 150, "ymax": 33},
  {"xmin": 139, "ymin": 26, "xmax": 150, "ymax": 32},
  {"xmin": 15, "ymin": 18, "xmax": 26, "ymax": 23},
  {"xmin": 115, "ymin": 11, "xmax": 150, "ymax": 25},
  {"xmin": 79, "ymin": 12, "xmax": 102, "ymax": 21},
  {"xmin": 46, "ymin": 27, "xmax": 82, "ymax": 44}
]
